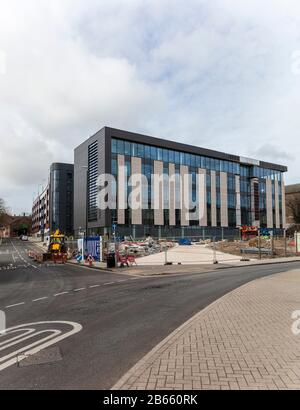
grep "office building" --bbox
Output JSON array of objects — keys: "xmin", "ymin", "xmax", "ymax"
[
  {"xmin": 74, "ymin": 127, "xmax": 287, "ymax": 239},
  {"xmin": 32, "ymin": 163, "xmax": 74, "ymax": 237}
]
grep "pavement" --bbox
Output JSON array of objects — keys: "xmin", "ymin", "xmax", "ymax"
[
  {"xmin": 68, "ymin": 254, "xmax": 300, "ymax": 277},
  {"xmin": 113, "ymin": 268, "xmax": 300, "ymax": 390},
  {"xmin": 136, "ymin": 244, "xmax": 245, "ymax": 266},
  {"xmin": 1, "ymin": 238, "xmax": 300, "ymax": 390}
]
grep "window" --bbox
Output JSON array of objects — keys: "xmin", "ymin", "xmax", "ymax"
[
  {"xmin": 117, "ymin": 139, "xmax": 124, "ymax": 155},
  {"xmin": 88, "ymin": 141, "xmax": 98, "ymax": 222},
  {"xmin": 185, "ymin": 153, "xmax": 191, "ymax": 166},
  {"xmin": 157, "ymin": 148, "xmax": 163, "ymax": 161},
  {"xmin": 180, "ymin": 152, "xmax": 185, "ymax": 165},
  {"xmin": 131, "ymin": 143, "xmax": 137, "ymax": 157},
  {"xmin": 137, "ymin": 144, "xmax": 144, "ymax": 158},
  {"xmin": 124, "ymin": 141, "xmax": 131, "ymax": 156},
  {"xmin": 112, "ymin": 139, "xmax": 117, "ymax": 154},
  {"xmin": 145, "ymin": 144, "xmax": 150, "ymax": 158},
  {"xmin": 169, "ymin": 150, "xmax": 175, "ymax": 163},
  {"xmin": 150, "ymin": 146, "xmax": 157, "ymax": 160},
  {"xmin": 111, "ymin": 159, "xmax": 117, "ymax": 175},
  {"xmin": 163, "ymin": 149, "xmax": 169, "ymax": 163}
]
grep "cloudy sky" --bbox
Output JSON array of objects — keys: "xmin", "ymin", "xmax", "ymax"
[{"xmin": 0, "ymin": 0, "xmax": 300, "ymax": 214}]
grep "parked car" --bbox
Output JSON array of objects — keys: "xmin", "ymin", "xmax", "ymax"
[{"xmin": 21, "ymin": 235, "xmax": 28, "ymax": 241}]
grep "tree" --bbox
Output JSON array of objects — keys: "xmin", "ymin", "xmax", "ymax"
[
  {"xmin": 286, "ymin": 193, "xmax": 300, "ymax": 224},
  {"xmin": 0, "ymin": 198, "xmax": 7, "ymax": 225}
]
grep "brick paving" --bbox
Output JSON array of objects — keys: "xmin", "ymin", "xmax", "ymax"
[{"xmin": 112, "ymin": 269, "xmax": 300, "ymax": 390}]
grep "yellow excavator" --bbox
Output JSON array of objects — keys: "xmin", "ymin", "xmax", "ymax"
[{"xmin": 47, "ymin": 230, "xmax": 67, "ymax": 256}]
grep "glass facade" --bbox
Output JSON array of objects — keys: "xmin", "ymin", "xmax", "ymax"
[
  {"xmin": 110, "ymin": 137, "xmax": 285, "ymax": 234},
  {"xmin": 51, "ymin": 169, "xmax": 60, "ymax": 230},
  {"xmin": 88, "ymin": 141, "xmax": 98, "ymax": 222}
]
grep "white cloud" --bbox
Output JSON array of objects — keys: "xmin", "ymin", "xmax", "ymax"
[{"xmin": 0, "ymin": 0, "xmax": 300, "ymax": 213}]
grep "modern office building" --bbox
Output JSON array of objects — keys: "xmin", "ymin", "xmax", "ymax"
[
  {"xmin": 74, "ymin": 127, "xmax": 287, "ymax": 239},
  {"xmin": 32, "ymin": 185, "xmax": 50, "ymax": 237},
  {"xmin": 49, "ymin": 163, "xmax": 74, "ymax": 235},
  {"xmin": 32, "ymin": 163, "xmax": 74, "ymax": 237}
]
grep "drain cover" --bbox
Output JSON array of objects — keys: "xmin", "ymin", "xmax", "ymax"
[{"xmin": 18, "ymin": 346, "xmax": 63, "ymax": 367}]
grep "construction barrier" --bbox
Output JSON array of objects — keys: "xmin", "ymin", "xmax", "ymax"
[
  {"xmin": 52, "ymin": 253, "xmax": 67, "ymax": 264},
  {"xmin": 28, "ymin": 251, "xmax": 34, "ymax": 259}
]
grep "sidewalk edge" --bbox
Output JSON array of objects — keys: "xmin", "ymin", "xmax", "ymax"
[{"xmin": 111, "ymin": 273, "xmax": 276, "ymax": 390}]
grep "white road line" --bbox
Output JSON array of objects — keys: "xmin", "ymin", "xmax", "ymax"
[
  {"xmin": 32, "ymin": 297, "xmax": 48, "ymax": 302},
  {"xmin": 54, "ymin": 292, "xmax": 69, "ymax": 297},
  {"xmin": 73, "ymin": 288, "xmax": 86, "ymax": 292},
  {"xmin": 89, "ymin": 285, "xmax": 101, "ymax": 288},
  {"xmin": 10, "ymin": 239, "xmax": 38, "ymax": 270},
  {"xmin": 0, "ymin": 321, "xmax": 82, "ymax": 372},
  {"xmin": 5, "ymin": 302, "xmax": 25, "ymax": 309},
  {"xmin": 103, "ymin": 282, "xmax": 115, "ymax": 286}
]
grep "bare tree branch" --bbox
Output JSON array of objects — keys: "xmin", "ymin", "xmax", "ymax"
[{"xmin": 286, "ymin": 193, "xmax": 300, "ymax": 224}]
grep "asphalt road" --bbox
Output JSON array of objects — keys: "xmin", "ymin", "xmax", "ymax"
[{"xmin": 0, "ymin": 238, "xmax": 299, "ymax": 390}]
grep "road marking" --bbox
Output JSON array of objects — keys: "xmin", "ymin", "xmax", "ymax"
[
  {"xmin": 32, "ymin": 297, "xmax": 48, "ymax": 302},
  {"xmin": 0, "ymin": 321, "xmax": 82, "ymax": 371},
  {"xmin": 0, "ymin": 275, "xmax": 151, "ymax": 311},
  {"xmin": 10, "ymin": 240, "xmax": 37, "ymax": 270},
  {"xmin": 5, "ymin": 302, "xmax": 25, "ymax": 309}
]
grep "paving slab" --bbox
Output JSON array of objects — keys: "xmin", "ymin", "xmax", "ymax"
[{"xmin": 113, "ymin": 269, "xmax": 300, "ymax": 390}]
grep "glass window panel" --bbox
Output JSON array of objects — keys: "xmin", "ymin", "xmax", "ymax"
[
  {"xmin": 150, "ymin": 146, "xmax": 157, "ymax": 160},
  {"xmin": 111, "ymin": 159, "xmax": 117, "ymax": 175},
  {"xmin": 169, "ymin": 150, "xmax": 175, "ymax": 163},
  {"xmin": 117, "ymin": 139, "xmax": 124, "ymax": 155},
  {"xmin": 157, "ymin": 148, "xmax": 162, "ymax": 161},
  {"xmin": 112, "ymin": 139, "xmax": 117, "ymax": 154},
  {"xmin": 131, "ymin": 143, "xmax": 137, "ymax": 157},
  {"xmin": 185, "ymin": 153, "xmax": 191, "ymax": 166},
  {"xmin": 163, "ymin": 149, "xmax": 169, "ymax": 163},
  {"xmin": 180, "ymin": 152, "xmax": 185, "ymax": 165},
  {"xmin": 144, "ymin": 144, "xmax": 150, "ymax": 158},
  {"xmin": 137, "ymin": 144, "xmax": 144, "ymax": 158},
  {"xmin": 192, "ymin": 155, "xmax": 197, "ymax": 167},
  {"xmin": 124, "ymin": 141, "xmax": 131, "ymax": 156}
]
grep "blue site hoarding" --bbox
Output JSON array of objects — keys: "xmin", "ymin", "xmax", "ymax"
[{"xmin": 84, "ymin": 236, "xmax": 102, "ymax": 262}]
